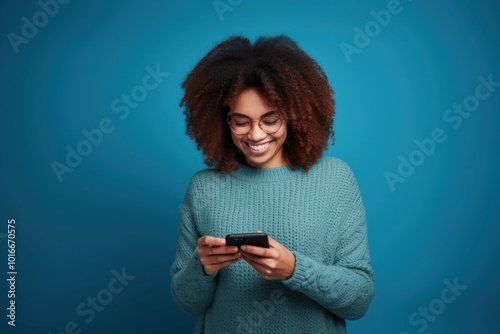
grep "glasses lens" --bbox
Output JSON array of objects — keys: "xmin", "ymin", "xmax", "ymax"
[
  {"xmin": 228, "ymin": 115, "xmax": 251, "ymax": 134},
  {"xmin": 259, "ymin": 116, "xmax": 282, "ymax": 134}
]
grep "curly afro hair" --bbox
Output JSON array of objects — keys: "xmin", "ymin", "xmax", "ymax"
[{"xmin": 180, "ymin": 35, "xmax": 335, "ymax": 173}]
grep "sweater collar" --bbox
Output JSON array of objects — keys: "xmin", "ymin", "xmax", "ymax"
[{"xmin": 230, "ymin": 164, "xmax": 299, "ymax": 183}]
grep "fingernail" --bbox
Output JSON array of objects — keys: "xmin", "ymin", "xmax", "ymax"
[{"xmin": 240, "ymin": 245, "xmax": 247, "ymax": 251}]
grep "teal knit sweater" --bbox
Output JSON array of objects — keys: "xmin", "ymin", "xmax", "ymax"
[{"xmin": 171, "ymin": 157, "xmax": 374, "ymax": 333}]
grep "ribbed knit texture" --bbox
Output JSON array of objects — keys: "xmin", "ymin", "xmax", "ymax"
[{"xmin": 170, "ymin": 157, "xmax": 375, "ymax": 334}]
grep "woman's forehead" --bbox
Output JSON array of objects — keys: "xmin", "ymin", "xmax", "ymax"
[{"xmin": 231, "ymin": 88, "xmax": 276, "ymax": 116}]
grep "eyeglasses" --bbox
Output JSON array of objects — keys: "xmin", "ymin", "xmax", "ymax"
[{"xmin": 227, "ymin": 113, "xmax": 284, "ymax": 135}]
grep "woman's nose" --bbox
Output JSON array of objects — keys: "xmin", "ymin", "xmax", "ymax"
[{"xmin": 247, "ymin": 122, "xmax": 267, "ymax": 141}]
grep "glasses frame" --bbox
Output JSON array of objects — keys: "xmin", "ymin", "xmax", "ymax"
[{"xmin": 227, "ymin": 112, "xmax": 285, "ymax": 135}]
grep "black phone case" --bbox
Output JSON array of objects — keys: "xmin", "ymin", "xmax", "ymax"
[{"xmin": 225, "ymin": 233, "xmax": 270, "ymax": 248}]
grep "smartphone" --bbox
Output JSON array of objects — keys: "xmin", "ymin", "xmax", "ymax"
[{"xmin": 226, "ymin": 233, "xmax": 269, "ymax": 248}]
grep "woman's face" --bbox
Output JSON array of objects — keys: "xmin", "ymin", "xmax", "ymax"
[{"xmin": 229, "ymin": 88, "xmax": 288, "ymax": 168}]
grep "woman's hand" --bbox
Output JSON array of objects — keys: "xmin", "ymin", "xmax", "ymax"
[
  {"xmin": 197, "ymin": 236, "xmax": 241, "ymax": 275},
  {"xmin": 240, "ymin": 234, "xmax": 296, "ymax": 280}
]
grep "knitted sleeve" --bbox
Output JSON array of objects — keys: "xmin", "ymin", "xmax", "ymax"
[
  {"xmin": 282, "ymin": 162, "xmax": 375, "ymax": 320},
  {"xmin": 170, "ymin": 174, "xmax": 218, "ymax": 315}
]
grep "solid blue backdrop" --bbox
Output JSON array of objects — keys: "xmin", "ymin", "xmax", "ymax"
[{"xmin": 1, "ymin": 0, "xmax": 499, "ymax": 333}]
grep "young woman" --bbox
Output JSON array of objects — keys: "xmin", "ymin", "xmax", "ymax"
[{"xmin": 171, "ymin": 35, "xmax": 374, "ymax": 334}]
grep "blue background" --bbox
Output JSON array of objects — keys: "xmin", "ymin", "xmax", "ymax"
[{"xmin": 1, "ymin": 0, "xmax": 499, "ymax": 333}]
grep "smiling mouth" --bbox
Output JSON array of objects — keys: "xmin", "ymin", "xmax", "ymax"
[{"xmin": 247, "ymin": 142, "xmax": 271, "ymax": 152}]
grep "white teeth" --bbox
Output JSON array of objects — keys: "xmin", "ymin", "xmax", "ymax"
[{"xmin": 248, "ymin": 142, "xmax": 270, "ymax": 151}]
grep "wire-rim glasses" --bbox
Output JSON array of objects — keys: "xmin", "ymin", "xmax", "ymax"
[{"xmin": 227, "ymin": 112, "xmax": 284, "ymax": 135}]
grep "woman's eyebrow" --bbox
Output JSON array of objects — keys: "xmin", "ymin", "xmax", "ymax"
[{"xmin": 230, "ymin": 111, "xmax": 278, "ymax": 118}]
